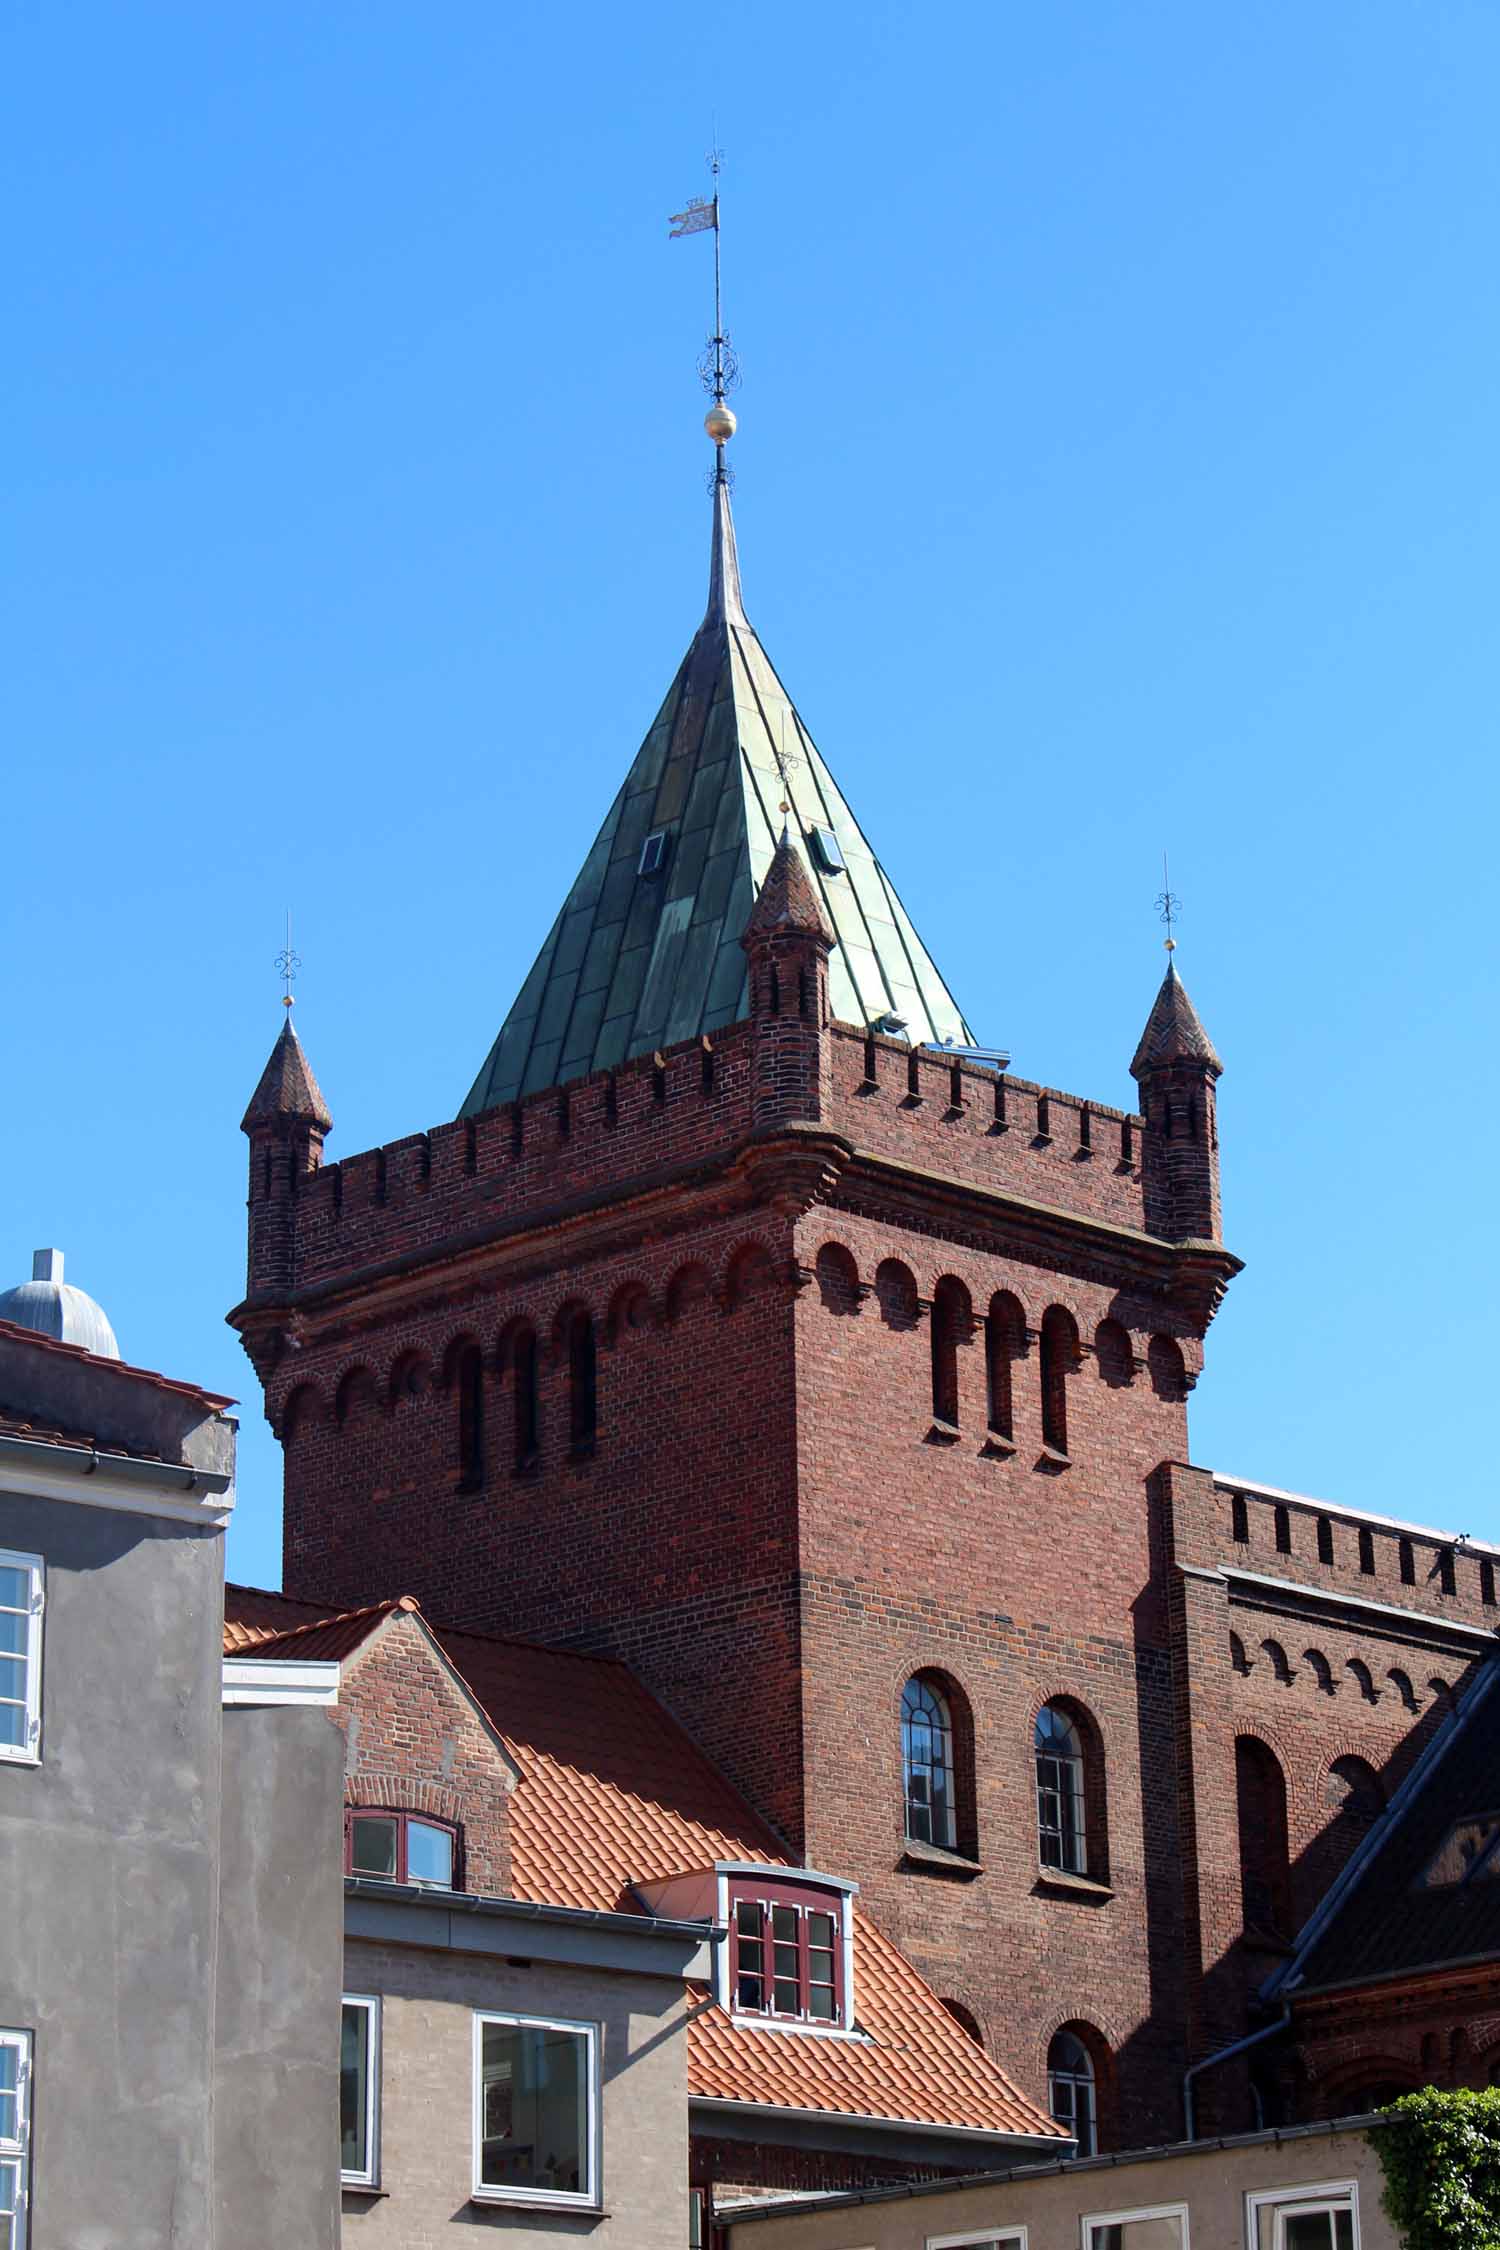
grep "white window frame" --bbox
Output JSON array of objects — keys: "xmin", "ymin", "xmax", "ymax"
[
  {"xmin": 471, "ymin": 2009, "xmax": 600, "ymax": 2210},
  {"xmin": 0, "ymin": 2028, "xmax": 32, "ymax": 2250},
  {"xmin": 927, "ymin": 2229, "xmax": 1028, "ymax": 2249},
  {"xmin": 0, "ymin": 1553, "xmax": 43, "ymax": 1767},
  {"xmin": 1082, "ymin": 2202, "xmax": 1191, "ymax": 2249},
  {"xmin": 1245, "ymin": 2179, "xmax": 1360, "ymax": 2249},
  {"xmin": 339, "ymin": 1994, "xmax": 380, "ymax": 2189}
]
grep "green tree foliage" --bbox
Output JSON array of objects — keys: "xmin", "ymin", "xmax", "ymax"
[{"xmin": 1377, "ymin": 2087, "xmax": 1500, "ymax": 2249}]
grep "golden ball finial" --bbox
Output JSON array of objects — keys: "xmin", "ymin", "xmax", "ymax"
[{"xmin": 704, "ymin": 402, "xmax": 737, "ymax": 445}]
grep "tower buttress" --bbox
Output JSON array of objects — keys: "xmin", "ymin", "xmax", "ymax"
[
  {"xmin": 1130, "ymin": 964, "xmax": 1223, "ymax": 1242},
  {"xmin": 240, "ymin": 1019, "xmax": 332, "ymax": 1299}
]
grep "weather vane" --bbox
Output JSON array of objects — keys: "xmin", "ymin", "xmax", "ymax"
[
  {"xmin": 1154, "ymin": 854, "xmax": 1181, "ymax": 957},
  {"xmin": 275, "ymin": 910, "xmax": 302, "ymax": 1012},
  {"xmin": 670, "ymin": 145, "xmax": 739, "ymax": 487}
]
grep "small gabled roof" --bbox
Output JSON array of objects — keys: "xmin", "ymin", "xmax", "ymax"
[
  {"xmin": 459, "ymin": 480, "xmax": 971, "ymax": 1114},
  {"xmin": 221, "ymin": 1584, "xmax": 1058, "ymax": 2144},
  {"xmin": 241, "ymin": 1017, "xmax": 333, "ymax": 1134},
  {"xmin": 1129, "ymin": 961, "xmax": 1222, "ymax": 1079},
  {"xmin": 1283, "ymin": 1661, "xmax": 1500, "ymax": 1998}
]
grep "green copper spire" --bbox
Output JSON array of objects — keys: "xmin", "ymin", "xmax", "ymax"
[{"xmin": 459, "ymin": 476, "xmax": 972, "ymax": 1116}]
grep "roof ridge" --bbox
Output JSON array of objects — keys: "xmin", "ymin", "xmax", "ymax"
[{"xmin": 0, "ymin": 1317, "xmax": 235, "ymax": 1408}]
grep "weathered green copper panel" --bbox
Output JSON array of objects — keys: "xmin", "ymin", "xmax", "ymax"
[{"xmin": 458, "ymin": 483, "xmax": 970, "ymax": 1116}]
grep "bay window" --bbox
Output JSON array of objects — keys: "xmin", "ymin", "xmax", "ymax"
[{"xmin": 473, "ymin": 2011, "xmax": 598, "ymax": 2208}]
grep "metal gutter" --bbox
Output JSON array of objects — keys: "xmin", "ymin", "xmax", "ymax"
[
  {"xmin": 717, "ymin": 2112, "xmax": 1395, "ymax": 2224},
  {"xmin": 0, "ymin": 1429, "xmax": 232, "ymax": 1494},
  {"xmin": 1182, "ymin": 2005, "xmax": 1290, "ymax": 2140},
  {"xmin": 344, "ymin": 1878, "xmax": 724, "ymax": 1980},
  {"xmin": 690, "ymin": 2095, "xmax": 1063, "ymax": 2152}
]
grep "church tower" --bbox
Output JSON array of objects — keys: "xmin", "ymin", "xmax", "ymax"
[{"xmin": 231, "ymin": 409, "xmax": 1252, "ymax": 2144}]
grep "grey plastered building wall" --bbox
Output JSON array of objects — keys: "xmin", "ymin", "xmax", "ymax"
[
  {"xmin": 0, "ymin": 1318, "xmax": 343, "ymax": 2249},
  {"xmin": 342, "ymin": 1889, "xmax": 717, "ymax": 2245}
]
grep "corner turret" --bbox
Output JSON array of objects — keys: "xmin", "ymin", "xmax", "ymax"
[
  {"xmin": 741, "ymin": 829, "xmax": 834, "ymax": 1132},
  {"xmin": 241, "ymin": 1018, "xmax": 332, "ymax": 1299},
  {"xmin": 1131, "ymin": 963, "xmax": 1223, "ymax": 1243}
]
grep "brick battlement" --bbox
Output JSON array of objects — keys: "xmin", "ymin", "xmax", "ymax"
[
  {"xmin": 247, "ymin": 1021, "xmax": 757, "ymax": 1302},
  {"xmin": 244, "ymin": 1009, "xmax": 1196, "ymax": 1317},
  {"xmin": 1208, "ymin": 1473, "xmax": 1500, "ymax": 1636},
  {"xmin": 828, "ymin": 1027, "xmax": 1151, "ymax": 1234}
]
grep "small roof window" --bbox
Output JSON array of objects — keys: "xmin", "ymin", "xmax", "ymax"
[
  {"xmin": 808, "ymin": 825, "xmax": 845, "ymax": 875},
  {"xmin": 639, "ymin": 830, "xmax": 671, "ymax": 879}
]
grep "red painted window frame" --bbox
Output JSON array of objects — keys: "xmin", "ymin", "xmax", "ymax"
[
  {"xmin": 727, "ymin": 1877, "xmax": 846, "ymax": 2027},
  {"xmin": 344, "ymin": 1807, "xmax": 460, "ymax": 1890}
]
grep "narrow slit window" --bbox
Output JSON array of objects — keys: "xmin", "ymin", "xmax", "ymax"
[
  {"xmin": 513, "ymin": 1329, "xmax": 540, "ymax": 1470},
  {"xmin": 568, "ymin": 1314, "xmax": 597, "ymax": 1458},
  {"xmin": 638, "ymin": 830, "xmax": 671, "ymax": 878}
]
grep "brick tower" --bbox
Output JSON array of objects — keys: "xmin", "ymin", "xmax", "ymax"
[{"xmin": 232, "ymin": 442, "xmax": 1497, "ymax": 2147}]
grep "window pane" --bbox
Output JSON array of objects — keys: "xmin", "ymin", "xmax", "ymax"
[
  {"xmin": 479, "ymin": 2021, "xmax": 589, "ymax": 2198},
  {"xmin": 808, "ymin": 1911, "xmax": 835, "ymax": 1949},
  {"xmin": 406, "ymin": 1821, "xmax": 454, "ymax": 1888},
  {"xmin": 349, "ymin": 1816, "xmax": 398, "ymax": 1878},
  {"xmin": 771, "ymin": 1906, "xmax": 797, "ymax": 1940},
  {"xmin": 808, "ymin": 1983, "xmax": 835, "ymax": 2021},
  {"xmin": 0, "ymin": 1708, "xmax": 22, "ymax": 1752},
  {"xmin": 0, "ymin": 1569, "xmax": 26, "ymax": 1610},
  {"xmin": 0, "ymin": 1661, "xmax": 25, "ymax": 1704},
  {"xmin": 773, "ymin": 1979, "xmax": 800, "ymax": 2012},
  {"xmin": 1088, "ymin": 2219, "xmax": 1183, "ymax": 2249},
  {"xmin": 340, "ymin": 2005, "xmax": 370, "ymax": 2175},
  {"xmin": 1281, "ymin": 2220, "xmax": 1332, "ymax": 2250},
  {"xmin": 0, "ymin": 1616, "xmax": 25, "ymax": 1659},
  {"xmin": 0, "ymin": 2093, "xmax": 12, "ymax": 2144}
]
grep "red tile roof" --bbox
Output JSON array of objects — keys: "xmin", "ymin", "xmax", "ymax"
[{"xmin": 222, "ymin": 1586, "xmax": 1060, "ymax": 2145}]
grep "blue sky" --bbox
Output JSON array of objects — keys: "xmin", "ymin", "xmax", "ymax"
[{"xmin": 6, "ymin": 3, "xmax": 1498, "ymax": 1587}]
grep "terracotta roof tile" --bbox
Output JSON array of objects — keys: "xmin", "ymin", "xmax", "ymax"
[
  {"xmin": 223, "ymin": 1588, "xmax": 1060, "ymax": 2143},
  {"xmin": 430, "ymin": 1623, "xmax": 1060, "ymax": 2144}
]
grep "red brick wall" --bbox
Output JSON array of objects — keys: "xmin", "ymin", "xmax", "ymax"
[
  {"xmin": 789, "ymin": 1206, "xmax": 1198, "ymax": 2147},
  {"xmin": 332, "ymin": 1611, "xmax": 514, "ymax": 1896},
  {"xmin": 239, "ymin": 988, "xmax": 1478, "ymax": 2154}
]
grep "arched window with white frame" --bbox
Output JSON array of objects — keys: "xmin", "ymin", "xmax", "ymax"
[
  {"xmin": 902, "ymin": 1675, "xmax": 955, "ymax": 1849},
  {"xmin": 1048, "ymin": 2026, "xmax": 1097, "ymax": 2154},
  {"xmin": 1035, "ymin": 1702, "xmax": 1087, "ymax": 1873}
]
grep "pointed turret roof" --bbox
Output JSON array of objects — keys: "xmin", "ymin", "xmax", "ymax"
[
  {"xmin": 1129, "ymin": 962, "xmax": 1222, "ymax": 1080},
  {"xmin": 460, "ymin": 476, "xmax": 971, "ymax": 1114},
  {"xmin": 241, "ymin": 1017, "xmax": 333, "ymax": 1134},
  {"xmin": 743, "ymin": 828, "xmax": 833, "ymax": 946}
]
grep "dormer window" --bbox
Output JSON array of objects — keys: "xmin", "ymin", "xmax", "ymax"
[
  {"xmin": 727, "ymin": 1875, "xmax": 850, "ymax": 2027},
  {"xmin": 638, "ymin": 829, "xmax": 671, "ymax": 878},
  {"xmin": 347, "ymin": 1810, "xmax": 458, "ymax": 1891}
]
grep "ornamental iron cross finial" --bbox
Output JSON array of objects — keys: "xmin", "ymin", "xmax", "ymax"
[{"xmin": 276, "ymin": 910, "xmax": 302, "ymax": 1012}]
